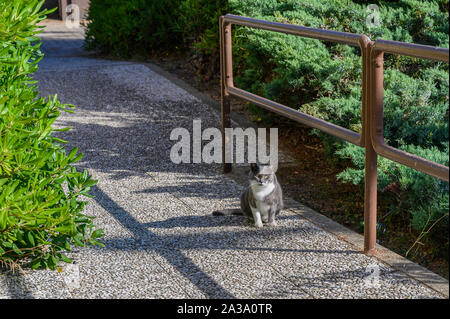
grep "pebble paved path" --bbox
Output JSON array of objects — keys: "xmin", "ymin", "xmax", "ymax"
[{"xmin": 0, "ymin": 20, "xmax": 447, "ymax": 299}]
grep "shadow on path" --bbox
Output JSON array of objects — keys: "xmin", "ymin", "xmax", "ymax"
[
  {"xmin": 91, "ymin": 186, "xmax": 236, "ymax": 298},
  {"xmin": 90, "ymin": 186, "xmax": 362, "ymax": 298}
]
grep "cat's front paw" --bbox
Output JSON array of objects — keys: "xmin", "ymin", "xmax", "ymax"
[
  {"xmin": 268, "ymin": 220, "xmax": 277, "ymax": 227},
  {"xmin": 254, "ymin": 221, "xmax": 264, "ymax": 228}
]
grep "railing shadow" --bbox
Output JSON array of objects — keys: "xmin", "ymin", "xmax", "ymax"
[
  {"xmin": 90, "ymin": 186, "xmax": 236, "ymax": 298},
  {"xmin": 90, "ymin": 186, "xmax": 363, "ymax": 298}
]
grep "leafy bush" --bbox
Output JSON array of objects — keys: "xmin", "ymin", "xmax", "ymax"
[
  {"xmin": 85, "ymin": 0, "xmax": 231, "ymax": 77},
  {"xmin": 173, "ymin": 0, "xmax": 229, "ymax": 77},
  {"xmin": 0, "ymin": 0, "xmax": 103, "ymax": 270},
  {"xmin": 85, "ymin": 0, "xmax": 181, "ymax": 57},
  {"xmin": 174, "ymin": 0, "xmax": 228, "ymax": 55}
]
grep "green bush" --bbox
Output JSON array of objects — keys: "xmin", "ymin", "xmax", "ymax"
[
  {"xmin": 85, "ymin": 0, "xmax": 182, "ymax": 57},
  {"xmin": 0, "ymin": 0, "xmax": 103, "ymax": 270},
  {"xmin": 174, "ymin": 0, "xmax": 228, "ymax": 54},
  {"xmin": 85, "ymin": 0, "xmax": 230, "ymax": 77},
  {"xmin": 173, "ymin": 0, "xmax": 229, "ymax": 77}
]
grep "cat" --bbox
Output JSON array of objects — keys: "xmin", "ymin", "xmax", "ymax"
[{"xmin": 213, "ymin": 163, "xmax": 283, "ymax": 228}]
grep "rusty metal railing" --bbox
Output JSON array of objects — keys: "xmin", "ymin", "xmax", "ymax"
[
  {"xmin": 370, "ymin": 40, "xmax": 449, "ymax": 181},
  {"xmin": 219, "ymin": 14, "xmax": 449, "ymax": 254}
]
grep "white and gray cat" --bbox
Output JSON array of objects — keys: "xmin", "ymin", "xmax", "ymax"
[{"xmin": 213, "ymin": 163, "xmax": 283, "ymax": 228}]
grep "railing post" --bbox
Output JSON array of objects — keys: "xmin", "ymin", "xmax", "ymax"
[
  {"xmin": 220, "ymin": 18, "xmax": 232, "ymax": 173},
  {"xmin": 364, "ymin": 42, "xmax": 379, "ymax": 255}
]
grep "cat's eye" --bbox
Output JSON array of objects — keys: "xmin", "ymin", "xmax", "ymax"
[{"xmin": 264, "ymin": 176, "xmax": 269, "ymax": 179}]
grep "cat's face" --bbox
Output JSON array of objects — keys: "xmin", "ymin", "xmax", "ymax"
[{"xmin": 249, "ymin": 163, "xmax": 275, "ymax": 185}]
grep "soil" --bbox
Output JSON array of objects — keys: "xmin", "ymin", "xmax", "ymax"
[{"xmin": 121, "ymin": 50, "xmax": 448, "ymax": 280}]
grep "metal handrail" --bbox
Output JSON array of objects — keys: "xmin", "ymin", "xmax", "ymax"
[
  {"xmin": 219, "ymin": 14, "xmax": 449, "ymax": 254},
  {"xmin": 223, "ymin": 14, "xmax": 363, "ymax": 45},
  {"xmin": 220, "ymin": 14, "xmax": 370, "ymax": 149},
  {"xmin": 227, "ymin": 87, "xmax": 362, "ymax": 145},
  {"xmin": 370, "ymin": 40, "xmax": 449, "ymax": 182}
]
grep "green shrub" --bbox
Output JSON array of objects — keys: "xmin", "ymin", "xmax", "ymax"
[
  {"xmin": 85, "ymin": 0, "xmax": 181, "ymax": 57},
  {"xmin": 174, "ymin": 0, "xmax": 228, "ymax": 54},
  {"xmin": 0, "ymin": 0, "xmax": 103, "ymax": 270},
  {"xmin": 173, "ymin": 0, "xmax": 229, "ymax": 77}
]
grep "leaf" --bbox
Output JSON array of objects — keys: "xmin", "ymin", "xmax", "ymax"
[
  {"xmin": 83, "ymin": 179, "xmax": 98, "ymax": 188},
  {"xmin": 72, "ymin": 152, "xmax": 83, "ymax": 162},
  {"xmin": 51, "ymin": 255, "xmax": 59, "ymax": 266},
  {"xmin": 27, "ymin": 231, "xmax": 35, "ymax": 246},
  {"xmin": 53, "ymin": 225, "xmax": 73, "ymax": 234},
  {"xmin": 53, "ymin": 127, "xmax": 71, "ymax": 132},
  {"xmin": 52, "ymin": 137, "xmax": 68, "ymax": 144},
  {"xmin": 0, "ymin": 211, "xmax": 8, "ymax": 231},
  {"xmin": 30, "ymin": 258, "xmax": 41, "ymax": 269},
  {"xmin": 60, "ymin": 254, "xmax": 72, "ymax": 264},
  {"xmin": 68, "ymin": 147, "xmax": 78, "ymax": 160},
  {"xmin": 91, "ymin": 229, "xmax": 104, "ymax": 239}
]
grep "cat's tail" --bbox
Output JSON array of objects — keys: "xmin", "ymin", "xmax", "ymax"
[{"xmin": 212, "ymin": 208, "xmax": 243, "ymax": 216}]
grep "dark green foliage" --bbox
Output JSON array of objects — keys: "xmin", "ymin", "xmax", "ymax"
[
  {"xmin": 85, "ymin": 0, "xmax": 231, "ymax": 76},
  {"xmin": 85, "ymin": 0, "xmax": 181, "ymax": 57},
  {"xmin": 0, "ymin": 0, "xmax": 103, "ymax": 270},
  {"xmin": 174, "ymin": 0, "xmax": 228, "ymax": 55},
  {"xmin": 85, "ymin": 0, "xmax": 228, "ymax": 58},
  {"xmin": 173, "ymin": 0, "xmax": 229, "ymax": 77}
]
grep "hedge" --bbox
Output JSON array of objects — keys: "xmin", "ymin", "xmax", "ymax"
[{"xmin": 0, "ymin": 0, "xmax": 103, "ymax": 270}]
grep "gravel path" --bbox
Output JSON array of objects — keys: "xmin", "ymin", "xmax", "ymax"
[{"xmin": 0, "ymin": 20, "xmax": 447, "ymax": 299}]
